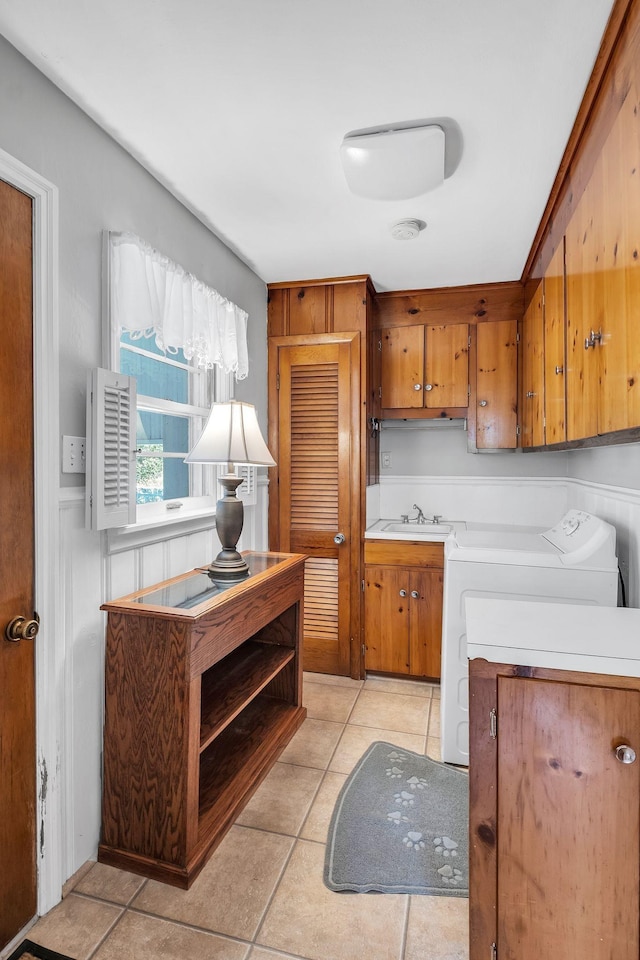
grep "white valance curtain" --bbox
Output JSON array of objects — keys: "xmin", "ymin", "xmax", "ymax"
[{"xmin": 110, "ymin": 232, "xmax": 249, "ymax": 379}]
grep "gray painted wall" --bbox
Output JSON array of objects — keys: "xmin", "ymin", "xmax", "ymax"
[
  {"xmin": 0, "ymin": 33, "xmax": 268, "ymax": 488},
  {"xmin": 566, "ymin": 442, "xmax": 640, "ymax": 489},
  {"xmin": 380, "ymin": 425, "xmax": 569, "ymax": 477}
]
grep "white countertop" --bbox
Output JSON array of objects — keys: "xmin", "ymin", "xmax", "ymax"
[
  {"xmin": 364, "ymin": 518, "xmax": 462, "ymax": 543},
  {"xmin": 466, "ymin": 598, "xmax": 640, "ymax": 677}
]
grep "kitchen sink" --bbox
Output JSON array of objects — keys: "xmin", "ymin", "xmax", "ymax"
[{"xmin": 381, "ymin": 521, "xmax": 452, "ymax": 536}]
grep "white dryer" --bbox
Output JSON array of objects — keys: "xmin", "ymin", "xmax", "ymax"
[{"xmin": 440, "ymin": 509, "xmax": 618, "ymax": 765}]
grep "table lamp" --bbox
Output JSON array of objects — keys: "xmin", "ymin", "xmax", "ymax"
[{"xmin": 185, "ymin": 400, "xmax": 276, "ymax": 580}]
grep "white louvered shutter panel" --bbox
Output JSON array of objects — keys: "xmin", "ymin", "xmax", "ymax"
[
  {"xmin": 87, "ymin": 368, "xmax": 137, "ymax": 530},
  {"xmin": 217, "ymin": 463, "xmax": 257, "ymax": 505}
]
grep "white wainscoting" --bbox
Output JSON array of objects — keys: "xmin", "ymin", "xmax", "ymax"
[
  {"xmin": 374, "ymin": 476, "xmax": 571, "ymax": 528},
  {"xmin": 568, "ymin": 478, "xmax": 640, "ymax": 607},
  {"xmin": 57, "ymin": 477, "xmax": 269, "ymax": 880}
]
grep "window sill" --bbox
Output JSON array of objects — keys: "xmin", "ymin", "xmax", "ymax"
[{"xmin": 106, "ymin": 500, "xmax": 217, "ymax": 554}]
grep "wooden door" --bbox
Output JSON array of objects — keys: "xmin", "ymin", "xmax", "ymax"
[
  {"xmin": 475, "ymin": 320, "xmax": 517, "ymax": 449},
  {"xmin": 498, "ymin": 676, "xmax": 640, "ymax": 960},
  {"xmin": 364, "ymin": 566, "xmax": 410, "ymax": 674},
  {"xmin": 408, "ymin": 568, "xmax": 442, "ymax": 679},
  {"xmin": 380, "ymin": 324, "xmax": 424, "ymax": 408},
  {"xmin": 0, "ymin": 179, "xmax": 37, "ymax": 948},
  {"xmin": 425, "ymin": 324, "xmax": 469, "ymax": 408},
  {"xmin": 520, "ymin": 283, "xmax": 545, "ymax": 447},
  {"xmin": 543, "ymin": 242, "xmax": 567, "ymax": 443},
  {"xmin": 270, "ymin": 334, "xmax": 360, "ymax": 676}
]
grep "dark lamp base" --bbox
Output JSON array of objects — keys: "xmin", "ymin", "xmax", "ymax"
[
  {"xmin": 208, "ymin": 473, "xmax": 249, "ymax": 581},
  {"xmin": 206, "ymin": 550, "xmax": 250, "ymax": 581}
]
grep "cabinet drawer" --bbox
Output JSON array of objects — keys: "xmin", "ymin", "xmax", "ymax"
[{"xmin": 364, "ymin": 540, "xmax": 444, "ymax": 567}]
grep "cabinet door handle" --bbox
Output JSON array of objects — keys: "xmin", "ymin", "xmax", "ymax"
[
  {"xmin": 615, "ymin": 744, "xmax": 637, "ymax": 764},
  {"xmin": 555, "ymin": 365, "xmax": 564, "ymax": 375},
  {"xmin": 424, "ymin": 383, "xmax": 433, "ymax": 391},
  {"xmin": 478, "ymin": 399, "xmax": 488, "ymax": 407},
  {"xmin": 585, "ymin": 329, "xmax": 603, "ymax": 350},
  {"xmin": 526, "ymin": 391, "xmax": 536, "ymax": 398},
  {"xmin": 399, "ymin": 589, "xmax": 407, "ymax": 597},
  {"xmin": 410, "ymin": 590, "xmax": 420, "ymax": 599},
  {"xmin": 334, "ymin": 533, "xmax": 345, "ymax": 545},
  {"xmin": 413, "ymin": 383, "xmax": 422, "ymax": 391}
]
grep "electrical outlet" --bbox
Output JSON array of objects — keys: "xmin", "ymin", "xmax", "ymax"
[
  {"xmin": 381, "ymin": 451, "xmax": 392, "ymax": 469},
  {"xmin": 62, "ymin": 435, "xmax": 86, "ymax": 473}
]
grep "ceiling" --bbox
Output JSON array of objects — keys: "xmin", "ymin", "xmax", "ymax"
[{"xmin": 0, "ymin": 0, "xmax": 616, "ymax": 291}]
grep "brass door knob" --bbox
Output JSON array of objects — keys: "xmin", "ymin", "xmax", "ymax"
[
  {"xmin": 615, "ymin": 744, "xmax": 636, "ymax": 764},
  {"xmin": 5, "ymin": 612, "xmax": 40, "ymax": 642}
]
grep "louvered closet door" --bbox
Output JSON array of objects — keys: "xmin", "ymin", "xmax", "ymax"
[{"xmin": 275, "ymin": 337, "xmax": 359, "ymax": 676}]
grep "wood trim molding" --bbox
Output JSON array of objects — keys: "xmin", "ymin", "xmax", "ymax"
[
  {"xmin": 0, "ymin": 147, "xmax": 63, "ymax": 917},
  {"xmin": 373, "ymin": 280, "xmax": 523, "ymax": 329},
  {"xmin": 268, "ymin": 274, "xmax": 373, "ymax": 291},
  {"xmin": 521, "ymin": 0, "xmax": 635, "ymax": 280}
]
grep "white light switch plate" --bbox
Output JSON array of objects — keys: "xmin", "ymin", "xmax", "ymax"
[{"xmin": 62, "ymin": 435, "xmax": 86, "ymax": 473}]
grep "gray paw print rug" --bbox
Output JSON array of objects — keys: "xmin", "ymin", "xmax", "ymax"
[{"xmin": 324, "ymin": 741, "xmax": 468, "ymax": 896}]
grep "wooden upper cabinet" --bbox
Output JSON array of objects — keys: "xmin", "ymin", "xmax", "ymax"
[
  {"xmin": 380, "ymin": 324, "xmax": 424, "ymax": 408},
  {"xmin": 474, "ymin": 320, "xmax": 517, "ymax": 449},
  {"xmin": 565, "ymin": 159, "xmax": 603, "ymax": 441},
  {"xmin": 520, "ymin": 283, "xmax": 545, "ymax": 448},
  {"xmin": 565, "ymin": 83, "xmax": 640, "ymax": 441},
  {"xmin": 425, "ymin": 324, "xmax": 469, "ymax": 408},
  {"xmin": 543, "ymin": 242, "xmax": 566, "ymax": 444},
  {"xmin": 380, "ymin": 322, "xmax": 469, "ymax": 413}
]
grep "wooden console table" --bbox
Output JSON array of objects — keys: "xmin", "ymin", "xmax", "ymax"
[{"xmin": 98, "ymin": 551, "xmax": 306, "ymax": 888}]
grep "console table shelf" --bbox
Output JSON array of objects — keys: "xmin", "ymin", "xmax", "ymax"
[
  {"xmin": 199, "ymin": 641, "xmax": 295, "ymax": 750},
  {"xmin": 98, "ymin": 551, "xmax": 306, "ymax": 888}
]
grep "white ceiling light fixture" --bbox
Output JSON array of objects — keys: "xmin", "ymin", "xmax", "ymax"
[
  {"xmin": 390, "ymin": 219, "xmax": 423, "ymax": 240},
  {"xmin": 340, "ymin": 123, "xmax": 445, "ymax": 201}
]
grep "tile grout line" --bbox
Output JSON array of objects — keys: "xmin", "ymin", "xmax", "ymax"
[
  {"xmin": 118, "ymin": 901, "xmax": 258, "ymax": 949},
  {"xmin": 80, "ymin": 895, "xmax": 128, "ymax": 960},
  {"xmin": 249, "ymin": 832, "xmax": 303, "ymax": 949},
  {"xmin": 251, "ymin": 681, "xmax": 363, "ymax": 953}
]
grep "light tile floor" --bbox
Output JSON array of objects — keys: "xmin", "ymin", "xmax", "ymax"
[{"xmin": 20, "ymin": 674, "xmax": 468, "ymax": 960}]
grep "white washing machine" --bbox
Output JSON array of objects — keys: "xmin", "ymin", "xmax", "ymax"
[{"xmin": 441, "ymin": 509, "xmax": 618, "ymax": 765}]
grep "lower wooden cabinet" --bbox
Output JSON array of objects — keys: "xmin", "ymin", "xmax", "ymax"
[
  {"xmin": 364, "ymin": 540, "xmax": 443, "ymax": 679},
  {"xmin": 470, "ymin": 658, "xmax": 640, "ymax": 960}
]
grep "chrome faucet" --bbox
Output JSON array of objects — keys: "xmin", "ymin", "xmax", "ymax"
[{"xmin": 411, "ymin": 504, "xmax": 428, "ymax": 524}]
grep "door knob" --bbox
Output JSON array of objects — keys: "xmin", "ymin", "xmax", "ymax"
[
  {"xmin": 399, "ymin": 589, "xmax": 407, "ymax": 597},
  {"xmin": 615, "ymin": 744, "xmax": 636, "ymax": 764},
  {"xmin": 478, "ymin": 399, "xmax": 488, "ymax": 407},
  {"xmin": 410, "ymin": 590, "xmax": 420, "ymax": 599},
  {"xmin": 555, "ymin": 365, "xmax": 564, "ymax": 375},
  {"xmin": 526, "ymin": 391, "xmax": 536, "ymax": 398},
  {"xmin": 5, "ymin": 612, "xmax": 40, "ymax": 642},
  {"xmin": 334, "ymin": 533, "xmax": 345, "ymax": 545},
  {"xmin": 413, "ymin": 383, "xmax": 422, "ymax": 391},
  {"xmin": 424, "ymin": 383, "xmax": 433, "ymax": 391}
]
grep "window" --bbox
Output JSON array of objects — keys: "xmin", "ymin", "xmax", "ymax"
[
  {"xmin": 119, "ymin": 330, "xmax": 230, "ymax": 508},
  {"xmin": 86, "ymin": 232, "xmax": 249, "ymax": 531}
]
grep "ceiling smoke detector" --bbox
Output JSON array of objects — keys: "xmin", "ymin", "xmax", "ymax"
[{"xmin": 390, "ymin": 219, "xmax": 422, "ymax": 241}]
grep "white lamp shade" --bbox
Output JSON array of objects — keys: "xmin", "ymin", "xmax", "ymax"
[
  {"xmin": 340, "ymin": 124, "xmax": 445, "ymax": 201},
  {"xmin": 184, "ymin": 400, "xmax": 276, "ymax": 466}
]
